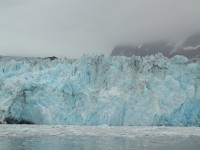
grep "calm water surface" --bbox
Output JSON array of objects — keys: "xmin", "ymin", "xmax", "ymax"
[{"xmin": 0, "ymin": 135, "xmax": 200, "ymax": 150}]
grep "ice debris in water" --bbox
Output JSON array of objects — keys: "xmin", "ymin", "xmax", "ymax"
[{"xmin": 0, "ymin": 54, "xmax": 199, "ymax": 126}]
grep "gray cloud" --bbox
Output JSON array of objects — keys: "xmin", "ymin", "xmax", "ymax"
[{"xmin": 0, "ymin": 0, "xmax": 200, "ymax": 58}]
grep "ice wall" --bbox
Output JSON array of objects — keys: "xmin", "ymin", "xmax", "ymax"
[{"xmin": 0, "ymin": 54, "xmax": 199, "ymax": 126}]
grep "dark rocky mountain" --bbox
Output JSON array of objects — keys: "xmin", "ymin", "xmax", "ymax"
[
  {"xmin": 43, "ymin": 56, "xmax": 58, "ymax": 61},
  {"xmin": 111, "ymin": 34, "xmax": 200, "ymax": 58}
]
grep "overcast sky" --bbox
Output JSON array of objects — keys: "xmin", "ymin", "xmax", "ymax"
[{"xmin": 0, "ymin": 0, "xmax": 200, "ymax": 58}]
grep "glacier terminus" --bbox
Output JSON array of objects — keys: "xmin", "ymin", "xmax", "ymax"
[{"xmin": 0, "ymin": 54, "xmax": 199, "ymax": 126}]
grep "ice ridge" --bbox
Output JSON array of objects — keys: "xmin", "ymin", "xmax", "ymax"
[{"xmin": 0, "ymin": 54, "xmax": 199, "ymax": 126}]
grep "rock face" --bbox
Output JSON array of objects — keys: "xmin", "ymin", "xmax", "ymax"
[
  {"xmin": 0, "ymin": 55, "xmax": 199, "ymax": 126},
  {"xmin": 111, "ymin": 34, "xmax": 200, "ymax": 58},
  {"xmin": 43, "ymin": 56, "xmax": 58, "ymax": 61}
]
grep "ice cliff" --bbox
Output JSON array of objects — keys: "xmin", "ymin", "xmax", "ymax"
[{"xmin": 0, "ymin": 54, "xmax": 199, "ymax": 126}]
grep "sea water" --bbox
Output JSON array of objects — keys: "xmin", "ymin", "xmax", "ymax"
[
  {"xmin": 0, "ymin": 125, "xmax": 199, "ymax": 150},
  {"xmin": 0, "ymin": 134, "xmax": 200, "ymax": 150}
]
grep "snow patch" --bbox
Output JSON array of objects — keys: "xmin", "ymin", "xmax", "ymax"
[{"xmin": 183, "ymin": 45, "xmax": 200, "ymax": 51}]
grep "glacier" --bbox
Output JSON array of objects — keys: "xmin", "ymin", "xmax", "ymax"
[{"xmin": 0, "ymin": 54, "xmax": 199, "ymax": 126}]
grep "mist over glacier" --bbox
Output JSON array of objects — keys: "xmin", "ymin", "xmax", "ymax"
[{"xmin": 0, "ymin": 54, "xmax": 199, "ymax": 126}]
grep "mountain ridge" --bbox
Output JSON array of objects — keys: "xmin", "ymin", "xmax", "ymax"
[{"xmin": 111, "ymin": 34, "xmax": 200, "ymax": 58}]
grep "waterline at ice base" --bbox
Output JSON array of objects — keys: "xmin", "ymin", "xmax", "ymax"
[{"xmin": 0, "ymin": 54, "xmax": 199, "ymax": 126}]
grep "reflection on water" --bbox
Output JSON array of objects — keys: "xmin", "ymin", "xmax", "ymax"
[{"xmin": 0, "ymin": 135, "xmax": 200, "ymax": 150}]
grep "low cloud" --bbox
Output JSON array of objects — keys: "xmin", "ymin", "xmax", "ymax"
[{"xmin": 0, "ymin": 0, "xmax": 200, "ymax": 58}]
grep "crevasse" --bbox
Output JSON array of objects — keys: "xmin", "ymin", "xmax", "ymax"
[{"xmin": 0, "ymin": 54, "xmax": 199, "ymax": 126}]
